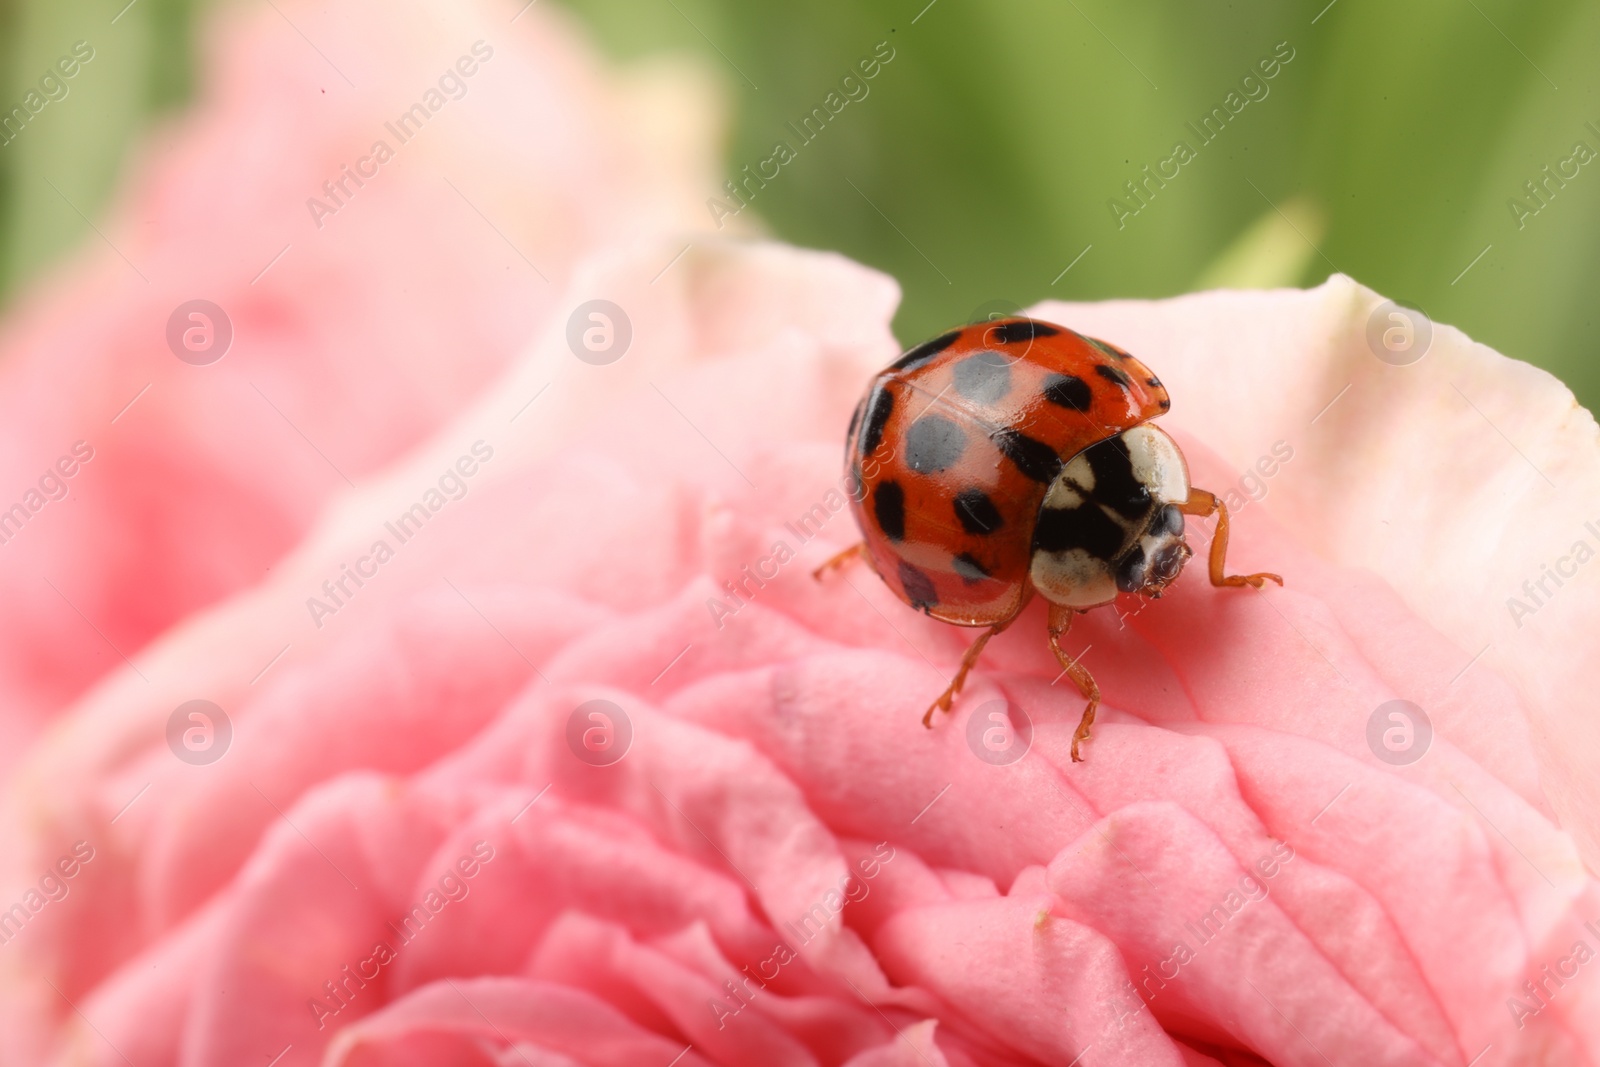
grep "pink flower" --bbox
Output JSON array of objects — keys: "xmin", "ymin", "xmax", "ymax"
[
  {"xmin": 3, "ymin": 231, "xmax": 1599, "ymax": 1066},
  {"xmin": 0, "ymin": 0, "xmax": 721, "ymax": 749}
]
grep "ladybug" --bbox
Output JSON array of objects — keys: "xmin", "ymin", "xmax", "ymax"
[{"xmin": 818, "ymin": 317, "xmax": 1281, "ymax": 761}]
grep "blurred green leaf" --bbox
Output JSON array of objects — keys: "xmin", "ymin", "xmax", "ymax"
[
  {"xmin": 0, "ymin": 0, "xmax": 196, "ymax": 298},
  {"xmin": 1, "ymin": 0, "xmax": 1595, "ymax": 411},
  {"xmin": 559, "ymin": 0, "xmax": 1600, "ymax": 408},
  {"xmin": 1194, "ymin": 195, "xmax": 1325, "ymax": 291}
]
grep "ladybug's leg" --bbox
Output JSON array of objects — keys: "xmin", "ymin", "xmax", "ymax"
[
  {"xmin": 1178, "ymin": 488, "xmax": 1284, "ymax": 590},
  {"xmin": 811, "ymin": 543, "xmax": 865, "ymax": 581},
  {"xmin": 921, "ymin": 608, "xmax": 1026, "ymax": 727},
  {"xmin": 1047, "ymin": 602, "xmax": 1101, "ymax": 762}
]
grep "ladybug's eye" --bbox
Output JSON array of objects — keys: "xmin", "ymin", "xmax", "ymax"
[{"xmin": 1151, "ymin": 504, "xmax": 1184, "ymax": 537}]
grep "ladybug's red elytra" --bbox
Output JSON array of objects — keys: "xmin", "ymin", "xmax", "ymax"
[{"xmin": 817, "ymin": 317, "xmax": 1282, "ymax": 761}]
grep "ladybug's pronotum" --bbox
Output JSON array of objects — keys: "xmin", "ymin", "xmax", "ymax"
[{"xmin": 818, "ymin": 318, "xmax": 1282, "ymax": 761}]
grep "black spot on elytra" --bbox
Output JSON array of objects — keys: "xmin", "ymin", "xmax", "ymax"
[
  {"xmin": 952, "ymin": 351, "xmax": 1013, "ymax": 404},
  {"xmin": 898, "ymin": 560, "xmax": 938, "ymax": 611},
  {"xmin": 890, "ymin": 329, "xmax": 962, "ymax": 372},
  {"xmin": 951, "ymin": 552, "xmax": 990, "ymax": 584},
  {"xmin": 1116, "ymin": 545, "xmax": 1148, "ymax": 592},
  {"xmin": 1159, "ymin": 397, "xmax": 1172, "ymax": 410},
  {"xmin": 905, "ymin": 414, "xmax": 967, "ymax": 473},
  {"xmin": 953, "ymin": 489, "xmax": 1003, "ymax": 535},
  {"xmin": 1043, "ymin": 373, "xmax": 1092, "ymax": 412},
  {"xmin": 1084, "ymin": 435, "xmax": 1150, "ymax": 517},
  {"xmin": 1095, "ymin": 364, "xmax": 1132, "ymax": 389},
  {"xmin": 860, "ymin": 385, "xmax": 894, "ymax": 458},
  {"xmin": 1145, "ymin": 375, "xmax": 1162, "ymax": 389},
  {"xmin": 992, "ymin": 428, "xmax": 1061, "ymax": 483},
  {"xmin": 989, "ymin": 319, "xmax": 1060, "ymax": 344},
  {"xmin": 1033, "ymin": 503, "xmax": 1124, "ymax": 558},
  {"xmin": 873, "ymin": 481, "xmax": 906, "ymax": 541}
]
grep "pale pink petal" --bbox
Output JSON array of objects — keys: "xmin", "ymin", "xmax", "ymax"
[
  {"xmin": 324, "ymin": 977, "xmax": 716, "ymax": 1067},
  {"xmin": 0, "ymin": 0, "xmax": 721, "ymax": 750},
  {"xmin": 4, "ymin": 239, "xmax": 1597, "ymax": 1067},
  {"xmin": 1035, "ymin": 281, "xmax": 1600, "ymax": 867}
]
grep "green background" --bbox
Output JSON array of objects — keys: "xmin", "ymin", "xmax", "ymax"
[{"xmin": 2, "ymin": 0, "xmax": 1597, "ymax": 407}]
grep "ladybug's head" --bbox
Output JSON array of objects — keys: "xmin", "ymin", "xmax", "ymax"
[
  {"xmin": 1114, "ymin": 502, "xmax": 1192, "ymax": 599},
  {"xmin": 1108, "ymin": 424, "xmax": 1194, "ymax": 599},
  {"xmin": 1031, "ymin": 424, "xmax": 1195, "ymax": 610}
]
